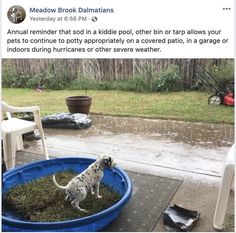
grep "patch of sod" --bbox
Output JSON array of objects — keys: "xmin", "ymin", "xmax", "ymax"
[{"xmin": 2, "ymin": 171, "xmax": 121, "ymax": 222}]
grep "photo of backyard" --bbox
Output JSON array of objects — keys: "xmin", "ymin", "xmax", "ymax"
[{"xmin": 1, "ymin": 59, "xmax": 234, "ymax": 232}]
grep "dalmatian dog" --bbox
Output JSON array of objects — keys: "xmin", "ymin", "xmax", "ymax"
[
  {"xmin": 10, "ymin": 7, "xmax": 23, "ymax": 23},
  {"xmin": 52, "ymin": 155, "xmax": 116, "ymax": 212}
]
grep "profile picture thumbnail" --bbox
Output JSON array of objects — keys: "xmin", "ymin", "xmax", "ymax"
[{"xmin": 7, "ymin": 5, "xmax": 26, "ymax": 24}]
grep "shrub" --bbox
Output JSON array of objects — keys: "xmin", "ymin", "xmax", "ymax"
[
  {"xmin": 27, "ymin": 73, "xmax": 45, "ymax": 88},
  {"xmin": 209, "ymin": 61, "xmax": 234, "ymax": 91},
  {"xmin": 2, "ymin": 69, "xmax": 19, "ymax": 88},
  {"xmin": 194, "ymin": 61, "xmax": 234, "ymax": 91},
  {"xmin": 133, "ymin": 74, "xmax": 152, "ymax": 92},
  {"xmin": 68, "ymin": 65, "xmax": 183, "ymax": 92},
  {"xmin": 2, "ymin": 62, "xmax": 70, "ymax": 90},
  {"xmin": 33, "ymin": 63, "xmax": 70, "ymax": 90},
  {"xmin": 2, "ymin": 62, "xmax": 30, "ymax": 88},
  {"xmin": 69, "ymin": 76, "xmax": 100, "ymax": 90},
  {"xmin": 153, "ymin": 65, "xmax": 182, "ymax": 92}
]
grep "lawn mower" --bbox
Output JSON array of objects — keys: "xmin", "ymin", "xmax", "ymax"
[{"xmin": 186, "ymin": 59, "xmax": 234, "ymax": 106}]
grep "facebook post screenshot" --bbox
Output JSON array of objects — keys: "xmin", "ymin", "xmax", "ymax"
[{"xmin": 1, "ymin": 0, "xmax": 235, "ymax": 232}]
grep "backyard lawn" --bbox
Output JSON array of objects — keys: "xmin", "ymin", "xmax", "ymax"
[{"xmin": 2, "ymin": 88, "xmax": 234, "ymax": 124}]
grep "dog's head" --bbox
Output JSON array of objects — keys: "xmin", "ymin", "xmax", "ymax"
[
  {"xmin": 12, "ymin": 8, "xmax": 17, "ymax": 13},
  {"xmin": 98, "ymin": 155, "xmax": 116, "ymax": 168}
]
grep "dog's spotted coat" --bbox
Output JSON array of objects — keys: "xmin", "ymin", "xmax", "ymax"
[{"xmin": 52, "ymin": 155, "xmax": 115, "ymax": 212}]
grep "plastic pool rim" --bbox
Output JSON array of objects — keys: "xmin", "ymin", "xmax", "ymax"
[{"xmin": 2, "ymin": 157, "xmax": 132, "ymax": 231}]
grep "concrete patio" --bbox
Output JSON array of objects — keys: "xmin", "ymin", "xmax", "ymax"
[{"xmin": 11, "ymin": 115, "xmax": 234, "ymax": 231}]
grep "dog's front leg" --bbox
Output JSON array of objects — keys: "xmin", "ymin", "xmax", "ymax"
[
  {"xmin": 90, "ymin": 187, "xmax": 95, "ymax": 195},
  {"xmin": 94, "ymin": 183, "xmax": 102, "ymax": 199}
]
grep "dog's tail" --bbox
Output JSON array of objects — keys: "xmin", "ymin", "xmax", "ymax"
[{"xmin": 52, "ymin": 175, "xmax": 67, "ymax": 190}]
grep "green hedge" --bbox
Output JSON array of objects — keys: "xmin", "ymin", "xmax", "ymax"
[{"xmin": 2, "ymin": 62, "xmax": 233, "ymax": 93}]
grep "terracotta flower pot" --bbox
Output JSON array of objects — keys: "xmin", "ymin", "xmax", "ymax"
[{"xmin": 66, "ymin": 96, "xmax": 92, "ymax": 114}]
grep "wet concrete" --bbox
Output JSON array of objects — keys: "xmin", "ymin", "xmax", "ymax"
[
  {"xmin": 43, "ymin": 115, "xmax": 234, "ymax": 148},
  {"xmin": 153, "ymin": 179, "xmax": 234, "ymax": 232},
  {"xmin": 23, "ymin": 115, "xmax": 234, "ymax": 231},
  {"xmin": 28, "ymin": 115, "xmax": 234, "ymax": 180},
  {"xmin": 89, "ymin": 115, "xmax": 234, "ymax": 148}
]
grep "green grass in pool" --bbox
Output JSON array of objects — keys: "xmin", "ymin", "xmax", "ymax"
[{"xmin": 2, "ymin": 170, "xmax": 121, "ymax": 222}]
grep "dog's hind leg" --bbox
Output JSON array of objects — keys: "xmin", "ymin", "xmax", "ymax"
[
  {"xmin": 71, "ymin": 199, "xmax": 88, "ymax": 213},
  {"xmin": 71, "ymin": 187, "xmax": 88, "ymax": 212},
  {"xmin": 65, "ymin": 195, "xmax": 71, "ymax": 201},
  {"xmin": 65, "ymin": 190, "xmax": 73, "ymax": 201}
]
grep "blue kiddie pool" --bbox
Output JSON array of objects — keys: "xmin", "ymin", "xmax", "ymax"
[{"xmin": 2, "ymin": 157, "xmax": 132, "ymax": 232}]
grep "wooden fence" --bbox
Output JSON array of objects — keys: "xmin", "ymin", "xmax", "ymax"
[{"xmin": 2, "ymin": 59, "xmax": 233, "ymax": 89}]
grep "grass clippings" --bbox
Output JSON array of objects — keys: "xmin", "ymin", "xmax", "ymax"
[{"xmin": 2, "ymin": 171, "xmax": 121, "ymax": 222}]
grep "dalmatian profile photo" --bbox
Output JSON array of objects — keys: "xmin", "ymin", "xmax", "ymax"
[{"xmin": 7, "ymin": 5, "xmax": 26, "ymax": 24}]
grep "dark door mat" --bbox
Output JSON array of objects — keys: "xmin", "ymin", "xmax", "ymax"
[
  {"xmin": 103, "ymin": 171, "xmax": 182, "ymax": 232},
  {"xmin": 15, "ymin": 151, "xmax": 46, "ymax": 167},
  {"xmin": 14, "ymin": 152, "xmax": 182, "ymax": 231},
  {"xmin": 224, "ymin": 214, "xmax": 234, "ymax": 232}
]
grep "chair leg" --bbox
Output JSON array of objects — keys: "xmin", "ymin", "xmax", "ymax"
[
  {"xmin": 3, "ymin": 133, "xmax": 17, "ymax": 170},
  {"xmin": 213, "ymin": 164, "xmax": 234, "ymax": 231},
  {"xmin": 230, "ymin": 175, "xmax": 234, "ymax": 191},
  {"xmin": 16, "ymin": 135, "xmax": 24, "ymax": 151},
  {"xmin": 38, "ymin": 127, "xmax": 49, "ymax": 160},
  {"xmin": 34, "ymin": 110, "xmax": 49, "ymax": 160}
]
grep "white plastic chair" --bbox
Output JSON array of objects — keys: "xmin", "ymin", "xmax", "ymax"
[
  {"xmin": 1, "ymin": 101, "xmax": 49, "ymax": 170},
  {"xmin": 213, "ymin": 144, "xmax": 234, "ymax": 231}
]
